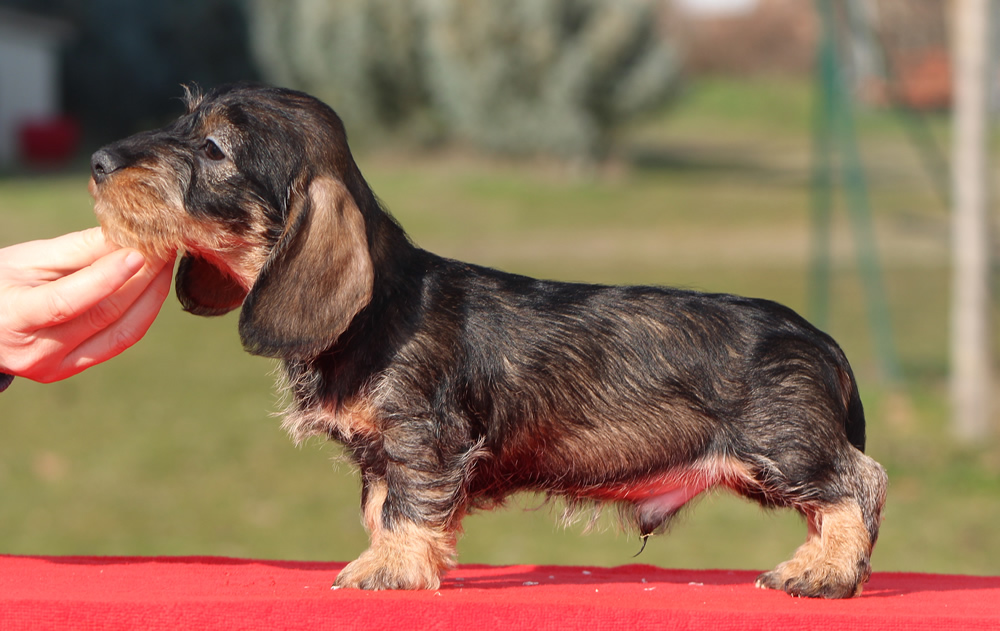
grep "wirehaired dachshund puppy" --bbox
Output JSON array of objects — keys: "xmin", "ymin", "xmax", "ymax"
[{"xmin": 89, "ymin": 83, "xmax": 887, "ymax": 598}]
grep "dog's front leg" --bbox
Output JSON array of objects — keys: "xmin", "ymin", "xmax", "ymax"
[{"xmin": 335, "ymin": 466, "xmax": 461, "ymax": 590}]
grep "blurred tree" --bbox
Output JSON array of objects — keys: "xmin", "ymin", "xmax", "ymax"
[
  {"xmin": 249, "ymin": 0, "xmax": 428, "ymax": 135},
  {"xmin": 422, "ymin": 0, "xmax": 680, "ymax": 159},
  {"xmin": 248, "ymin": 0, "xmax": 680, "ymax": 159}
]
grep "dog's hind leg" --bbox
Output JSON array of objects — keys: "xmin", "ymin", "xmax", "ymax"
[{"xmin": 753, "ymin": 450, "xmax": 887, "ymax": 598}]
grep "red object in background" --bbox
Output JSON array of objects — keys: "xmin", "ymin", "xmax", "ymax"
[
  {"xmin": 1, "ymin": 555, "xmax": 1000, "ymax": 630},
  {"xmin": 18, "ymin": 116, "xmax": 81, "ymax": 167}
]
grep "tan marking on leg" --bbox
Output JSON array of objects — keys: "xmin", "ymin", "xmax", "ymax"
[
  {"xmin": 757, "ymin": 500, "xmax": 872, "ymax": 598},
  {"xmin": 335, "ymin": 479, "xmax": 457, "ymax": 590},
  {"xmin": 362, "ymin": 478, "xmax": 389, "ymax": 534}
]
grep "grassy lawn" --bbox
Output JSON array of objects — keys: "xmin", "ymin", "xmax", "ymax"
[{"xmin": 1, "ymin": 77, "xmax": 998, "ymax": 576}]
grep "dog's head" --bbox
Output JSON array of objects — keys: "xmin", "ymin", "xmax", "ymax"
[{"xmin": 89, "ymin": 83, "xmax": 375, "ymax": 360}]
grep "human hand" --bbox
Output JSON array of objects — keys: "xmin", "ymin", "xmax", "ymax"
[{"xmin": 0, "ymin": 228, "xmax": 175, "ymax": 383}]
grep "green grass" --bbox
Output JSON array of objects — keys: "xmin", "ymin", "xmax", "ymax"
[{"xmin": 1, "ymin": 77, "xmax": 998, "ymax": 576}]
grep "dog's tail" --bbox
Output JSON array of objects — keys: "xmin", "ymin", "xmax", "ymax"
[{"xmin": 839, "ymin": 362, "xmax": 867, "ymax": 453}]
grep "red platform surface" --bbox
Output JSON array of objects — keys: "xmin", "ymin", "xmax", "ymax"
[{"xmin": 0, "ymin": 555, "xmax": 997, "ymax": 630}]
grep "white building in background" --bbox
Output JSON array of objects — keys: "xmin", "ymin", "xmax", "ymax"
[
  {"xmin": 0, "ymin": 8, "xmax": 71, "ymax": 168},
  {"xmin": 675, "ymin": 0, "xmax": 758, "ymax": 15}
]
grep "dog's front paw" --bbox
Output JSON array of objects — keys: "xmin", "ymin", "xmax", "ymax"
[{"xmin": 334, "ymin": 551, "xmax": 442, "ymax": 591}]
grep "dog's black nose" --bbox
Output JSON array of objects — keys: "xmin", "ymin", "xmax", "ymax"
[{"xmin": 90, "ymin": 148, "xmax": 126, "ymax": 183}]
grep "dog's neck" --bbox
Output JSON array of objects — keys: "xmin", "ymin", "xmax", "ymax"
[{"xmin": 352, "ymin": 181, "xmax": 421, "ymax": 289}]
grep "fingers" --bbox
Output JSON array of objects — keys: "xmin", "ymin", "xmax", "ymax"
[
  {"xmin": 47, "ymin": 228, "xmax": 120, "ymax": 270},
  {"xmin": 14, "ymin": 248, "xmax": 147, "ymax": 331},
  {"xmin": 1, "ymin": 228, "xmax": 119, "ymax": 277},
  {"xmin": 0, "ymin": 229, "xmax": 177, "ymax": 383},
  {"xmin": 24, "ymin": 255, "xmax": 175, "ymax": 382},
  {"xmin": 55, "ymin": 256, "xmax": 175, "ymax": 379},
  {"xmin": 79, "ymin": 253, "xmax": 174, "ymax": 335}
]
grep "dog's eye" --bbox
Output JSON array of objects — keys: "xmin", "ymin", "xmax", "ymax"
[{"xmin": 202, "ymin": 139, "xmax": 226, "ymax": 161}]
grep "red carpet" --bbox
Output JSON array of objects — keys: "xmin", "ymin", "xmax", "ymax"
[{"xmin": 1, "ymin": 555, "xmax": 997, "ymax": 630}]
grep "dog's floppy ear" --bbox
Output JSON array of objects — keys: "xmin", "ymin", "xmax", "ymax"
[
  {"xmin": 238, "ymin": 176, "xmax": 374, "ymax": 359},
  {"xmin": 175, "ymin": 253, "xmax": 248, "ymax": 316}
]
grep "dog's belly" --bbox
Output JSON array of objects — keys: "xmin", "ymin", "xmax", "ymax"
[
  {"xmin": 608, "ymin": 478, "xmax": 708, "ymax": 513},
  {"xmin": 585, "ymin": 457, "xmax": 754, "ymax": 512}
]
